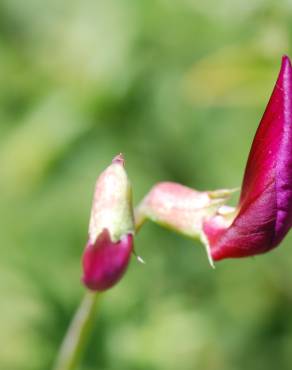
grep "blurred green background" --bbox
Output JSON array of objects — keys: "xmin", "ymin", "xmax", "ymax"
[{"xmin": 1, "ymin": 1, "xmax": 292, "ymax": 369}]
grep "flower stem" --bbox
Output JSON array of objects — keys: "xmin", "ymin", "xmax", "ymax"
[
  {"xmin": 53, "ymin": 291, "xmax": 101, "ymax": 370},
  {"xmin": 53, "ymin": 209, "xmax": 144, "ymax": 370}
]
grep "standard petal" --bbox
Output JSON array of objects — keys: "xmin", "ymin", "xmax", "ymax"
[{"xmin": 204, "ymin": 56, "xmax": 292, "ymax": 260}]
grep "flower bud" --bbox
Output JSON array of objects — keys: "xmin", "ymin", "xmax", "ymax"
[
  {"xmin": 82, "ymin": 154, "xmax": 135, "ymax": 291},
  {"xmin": 203, "ymin": 56, "xmax": 292, "ymax": 261}
]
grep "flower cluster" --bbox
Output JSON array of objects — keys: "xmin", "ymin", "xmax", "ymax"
[{"xmin": 81, "ymin": 56, "xmax": 292, "ymax": 291}]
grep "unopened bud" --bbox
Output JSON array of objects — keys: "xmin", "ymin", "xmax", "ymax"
[{"xmin": 82, "ymin": 154, "xmax": 135, "ymax": 291}]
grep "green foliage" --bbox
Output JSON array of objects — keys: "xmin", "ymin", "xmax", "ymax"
[{"xmin": 1, "ymin": 1, "xmax": 292, "ymax": 369}]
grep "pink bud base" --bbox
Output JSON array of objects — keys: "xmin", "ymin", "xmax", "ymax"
[{"xmin": 82, "ymin": 230, "xmax": 133, "ymax": 291}]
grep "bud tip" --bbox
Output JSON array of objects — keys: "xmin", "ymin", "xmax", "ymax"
[{"xmin": 112, "ymin": 153, "xmax": 125, "ymax": 166}]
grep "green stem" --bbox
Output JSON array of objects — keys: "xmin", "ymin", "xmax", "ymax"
[
  {"xmin": 53, "ymin": 291, "xmax": 101, "ymax": 370},
  {"xmin": 53, "ymin": 210, "xmax": 144, "ymax": 370}
]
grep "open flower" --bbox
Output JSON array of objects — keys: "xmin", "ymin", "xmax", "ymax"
[
  {"xmin": 82, "ymin": 154, "xmax": 135, "ymax": 291},
  {"xmin": 203, "ymin": 56, "xmax": 292, "ymax": 261}
]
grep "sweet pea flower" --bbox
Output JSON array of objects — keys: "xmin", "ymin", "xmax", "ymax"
[
  {"xmin": 82, "ymin": 154, "xmax": 135, "ymax": 291},
  {"xmin": 203, "ymin": 56, "xmax": 292, "ymax": 261}
]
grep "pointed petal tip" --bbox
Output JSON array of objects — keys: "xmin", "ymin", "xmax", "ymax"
[
  {"xmin": 282, "ymin": 55, "xmax": 291, "ymax": 65},
  {"xmin": 112, "ymin": 153, "xmax": 125, "ymax": 166},
  {"xmin": 281, "ymin": 55, "xmax": 292, "ymax": 75}
]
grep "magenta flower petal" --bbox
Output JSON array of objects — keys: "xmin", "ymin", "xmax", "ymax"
[
  {"xmin": 82, "ymin": 229, "xmax": 133, "ymax": 291},
  {"xmin": 203, "ymin": 56, "xmax": 292, "ymax": 260}
]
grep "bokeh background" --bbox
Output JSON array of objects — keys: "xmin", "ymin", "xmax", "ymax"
[{"xmin": 1, "ymin": 1, "xmax": 292, "ymax": 369}]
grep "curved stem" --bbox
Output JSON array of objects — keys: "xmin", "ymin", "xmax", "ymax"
[{"xmin": 53, "ymin": 292, "xmax": 101, "ymax": 370}]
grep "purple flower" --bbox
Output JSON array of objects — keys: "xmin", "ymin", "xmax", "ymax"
[
  {"xmin": 203, "ymin": 56, "xmax": 292, "ymax": 261},
  {"xmin": 82, "ymin": 154, "xmax": 134, "ymax": 291}
]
